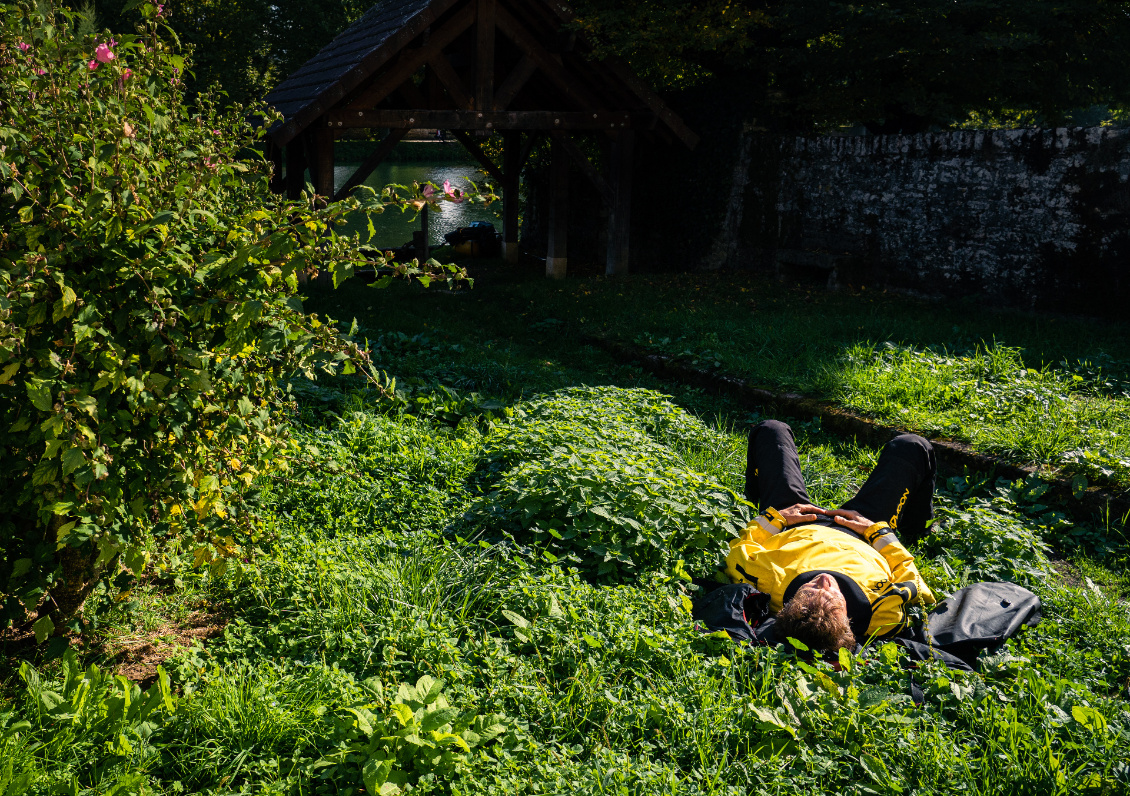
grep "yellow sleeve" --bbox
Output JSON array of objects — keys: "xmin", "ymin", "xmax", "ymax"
[
  {"xmin": 873, "ymin": 533, "xmax": 935, "ymax": 606},
  {"xmin": 725, "ymin": 511, "xmax": 782, "ymax": 584}
]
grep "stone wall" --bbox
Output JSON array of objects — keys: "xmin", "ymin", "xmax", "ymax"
[{"xmin": 747, "ymin": 127, "xmax": 1130, "ymax": 314}]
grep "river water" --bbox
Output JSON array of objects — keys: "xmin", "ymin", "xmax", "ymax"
[{"xmin": 334, "ymin": 160, "xmax": 503, "ymax": 249}]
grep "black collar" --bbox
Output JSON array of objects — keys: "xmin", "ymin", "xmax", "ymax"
[{"xmin": 783, "ymin": 570, "xmax": 873, "ymax": 643}]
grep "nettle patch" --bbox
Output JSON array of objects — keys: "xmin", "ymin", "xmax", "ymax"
[{"xmin": 463, "ymin": 387, "xmax": 751, "ymax": 579}]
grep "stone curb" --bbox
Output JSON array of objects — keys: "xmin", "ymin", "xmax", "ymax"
[{"xmin": 582, "ymin": 334, "xmax": 1130, "ymax": 526}]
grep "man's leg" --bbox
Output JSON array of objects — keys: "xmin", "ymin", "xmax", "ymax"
[
  {"xmin": 839, "ymin": 434, "xmax": 937, "ymax": 544},
  {"xmin": 745, "ymin": 420, "xmax": 815, "ymax": 511}
]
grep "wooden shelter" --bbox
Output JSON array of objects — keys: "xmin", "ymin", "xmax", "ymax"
[{"xmin": 263, "ymin": 0, "xmax": 697, "ymax": 277}]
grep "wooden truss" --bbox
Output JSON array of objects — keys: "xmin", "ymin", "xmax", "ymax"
[{"xmin": 264, "ymin": 0, "xmax": 696, "ymax": 276}]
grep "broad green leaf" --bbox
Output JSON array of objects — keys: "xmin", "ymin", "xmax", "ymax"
[
  {"xmin": 1072, "ymin": 704, "xmax": 1108, "ymax": 732},
  {"xmin": 390, "ymin": 703, "xmax": 415, "ymax": 727},
  {"xmin": 27, "ymin": 381, "xmax": 53, "ymax": 411},
  {"xmin": 61, "ymin": 447, "xmax": 86, "ymax": 477},
  {"xmin": 362, "ymin": 758, "xmax": 396, "ymax": 795},
  {"xmin": 416, "ymin": 675, "xmax": 443, "ymax": 704},
  {"xmin": 33, "ymin": 616, "xmax": 55, "ymax": 644},
  {"xmin": 501, "ymin": 609, "xmax": 530, "ymax": 629},
  {"xmin": 420, "ymin": 707, "xmax": 460, "ymax": 732}
]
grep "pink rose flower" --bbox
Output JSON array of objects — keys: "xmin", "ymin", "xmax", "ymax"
[
  {"xmin": 94, "ymin": 43, "xmax": 115, "ymax": 64},
  {"xmin": 443, "ymin": 179, "xmax": 464, "ymax": 203},
  {"xmin": 421, "ymin": 184, "xmax": 435, "ymax": 199},
  {"xmin": 88, "ymin": 60, "xmax": 97, "ymax": 70}
]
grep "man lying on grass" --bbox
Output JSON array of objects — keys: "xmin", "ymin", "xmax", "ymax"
[{"xmin": 726, "ymin": 420, "xmax": 937, "ymax": 656}]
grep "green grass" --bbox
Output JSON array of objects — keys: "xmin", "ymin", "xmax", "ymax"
[
  {"xmin": 5, "ymin": 269, "xmax": 1130, "ymax": 795},
  {"xmin": 315, "ymin": 265, "xmax": 1130, "ymax": 487}
]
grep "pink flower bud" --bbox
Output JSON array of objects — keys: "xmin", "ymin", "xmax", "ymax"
[
  {"xmin": 121, "ymin": 68, "xmax": 132, "ymax": 81},
  {"xmin": 34, "ymin": 68, "xmax": 46, "ymax": 76},
  {"xmin": 88, "ymin": 60, "xmax": 97, "ymax": 70},
  {"xmin": 94, "ymin": 43, "xmax": 115, "ymax": 64},
  {"xmin": 17, "ymin": 42, "xmax": 30, "ymax": 52}
]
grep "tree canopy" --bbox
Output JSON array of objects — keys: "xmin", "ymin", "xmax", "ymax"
[
  {"xmin": 91, "ymin": 0, "xmax": 1130, "ymax": 131},
  {"xmin": 570, "ymin": 0, "xmax": 1130, "ymax": 131}
]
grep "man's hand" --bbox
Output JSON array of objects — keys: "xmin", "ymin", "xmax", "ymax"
[
  {"xmin": 778, "ymin": 503, "xmax": 827, "ymax": 526},
  {"xmin": 827, "ymin": 508, "xmax": 874, "ymax": 535}
]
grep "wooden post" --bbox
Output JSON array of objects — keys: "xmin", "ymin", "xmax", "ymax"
[
  {"xmin": 476, "ymin": 0, "xmax": 496, "ymax": 112},
  {"xmin": 268, "ymin": 142, "xmax": 284, "ymax": 194},
  {"xmin": 502, "ymin": 131, "xmax": 521, "ymax": 262},
  {"xmin": 605, "ymin": 129, "xmax": 634, "ymax": 276},
  {"xmin": 547, "ymin": 134, "xmax": 568, "ymax": 279},
  {"xmin": 416, "ymin": 205, "xmax": 430, "ymax": 263},
  {"xmin": 286, "ymin": 136, "xmax": 307, "ymax": 200},
  {"xmin": 312, "ymin": 123, "xmax": 335, "ymax": 199}
]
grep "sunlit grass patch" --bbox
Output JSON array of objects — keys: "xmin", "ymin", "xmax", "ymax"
[{"xmin": 833, "ymin": 342, "xmax": 1130, "ymax": 484}]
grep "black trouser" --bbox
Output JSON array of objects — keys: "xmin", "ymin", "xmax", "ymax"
[{"xmin": 744, "ymin": 420, "xmax": 937, "ymax": 544}]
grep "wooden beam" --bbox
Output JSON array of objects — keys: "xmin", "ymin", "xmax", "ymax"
[
  {"xmin": 328, "ymin": 109, "xmax": 632, "ymax": 130},
  {"xmin": 499, "ymin": 0, "xmax": 698, "ymax": 149},
  {"xmin": 266, "ymin": 0, "xmax": 463, "ymax": 147},
  {"xmin": 547, "ymin": 134, "xmax": 568, "ymax": 279},
  {"xmin": 415, "ymin": 205, "xmax": 430, "ymax": 263},
  {"xmin": 475, "ymin": 0, "xmax": 496, "ymax": 112},
  {"xmin": 448, "ymin": 130, "xmax": 505, "ymax": 184},
  {"xmin": 312, "ymin": 124, "xmax": 335, "ymax": 199},
  {"xmin": 495, "ymin": 5, "xmax": 604, "ymax": 112},
  {"xmin": 286, "ymin": 135, "xmax": 307, "ymax": 200},
  {"xmin": 605, "ymin": 129, "xmax": 634, "ymax": 276},
  {"xmin": 551, "ymin": 131, "xmax": 613, "ymax": 206},
  {"xmin": 518, "ymin": 132, "xmax": 537, "ymax": 172},
  {"xmin": 345, "ymin": 4, "xmax": 476, "ymax": 111},
  {"xmin": 428, "ymin": 53, "xmax": 473, "ymax": 110},
  {"xmin": 333, "ymin": 128, "xmax": 409, "ymax": 201},
  {"xmin": 493, "ymin": 54, "xmax": 536, "ymax": 110},
  {"xmin": 502, "ymin": 131, "xmax": 521, "ymax": 262},
  {"xmin": 602, "ymin": 57, "xmax": 700, "ymax": 149}
]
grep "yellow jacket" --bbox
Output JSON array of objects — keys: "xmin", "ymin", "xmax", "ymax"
[{"xmin": 725, "ymin": 508, "xmax": 936, "ymax": 641}]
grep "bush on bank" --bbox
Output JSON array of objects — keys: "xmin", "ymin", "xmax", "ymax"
[{"xmin": 0, "ymin": 1, "xmax": 478, "ymax": 638}]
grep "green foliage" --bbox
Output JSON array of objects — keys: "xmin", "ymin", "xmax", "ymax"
[
  {"xmin": 465, "ymin": 387, "xmax": 750, "ymax": 579},
  {"xmin": 7, "ymin": 393, "xmax": 1130, "ymax": 795},
  {"xmin": 836, "ymin": 343, "xmax": 1130, "ymax": 485},
  {"xmin": 325, "ymin": 674, "xmax": 505, "ymax": 796},
  {"xmin": 0, "ymin": 1, "xmax": 486, "ymax": 630},
  {"xmin": 920, "ymin": 485, "xmax": 1055, "ymax": 591},
  {"xmin": 5, "ymin": 649, "xmax": 178, "ymax": 794},
  {"xmin": 91, "ymin": 0, "xmax": 375, "ymax": 109},
  {"xmin": 571, "ymin": 0, "xmax": 1130, "ymax": 130}
]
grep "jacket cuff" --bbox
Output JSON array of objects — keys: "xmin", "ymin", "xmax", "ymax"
[
  {"xmin": 865, "ymin": 521, "xmax": 894, "ymax": 546},
  {"xmin": 755, "ymin": 507, "xmax": 787, "ymax": 534}
]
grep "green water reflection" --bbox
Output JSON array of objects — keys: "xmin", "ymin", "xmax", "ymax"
[{"xmin": 335, "ymin": 160, "xmax": 503, "ymax": 249}]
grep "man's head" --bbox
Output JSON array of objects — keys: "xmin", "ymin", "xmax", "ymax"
[{"xmin": 776, "ymin": 573, "xmax": 856, "ymax": 657}]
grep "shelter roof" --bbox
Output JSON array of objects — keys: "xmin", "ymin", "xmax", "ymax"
[{"xmin": 263, "ymin": 0, "xmax": 696, "ymax": 148}]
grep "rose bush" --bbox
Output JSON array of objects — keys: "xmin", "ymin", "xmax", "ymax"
[{"xmin": 0, "ymin": 1, "xmax": 489, "ymax": 640}]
